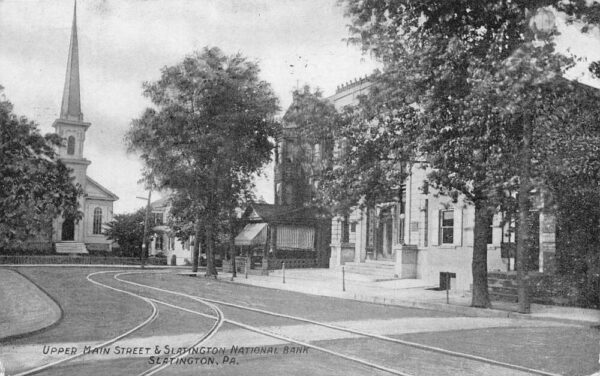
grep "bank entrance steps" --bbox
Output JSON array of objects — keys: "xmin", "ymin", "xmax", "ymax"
[{"xmin": 342, "ymin": 260, "xmax": 398, "ymax": 281}]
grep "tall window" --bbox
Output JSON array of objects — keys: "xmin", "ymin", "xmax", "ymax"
[
  {"xmin": 284, "ymin": 185, "xmax": 294, "ymax": 205},
  {"xmin": 67, "ymin": 136, "xmax": 75, "ymax": 155},
  {"xmin": 155, "ymin": 235, "xmax": 163, "ymax": 251},
  {"xmin": 93, "ymin": 207, "xmax": 102, "ymax": 235},
  {"xmin": 486, "ymin": 224, "xmax": 494, "ymax": 244},
  {"xmin": 341, "ymin": 215, "xmax": 350, "ymax": 243},
  {"xmin": 284, "ymin": 139, "xmax": 294, "ymax": 162},
  {"xmin": 423, "ymin": 199, "xmax": 429, "ymax": 247},
  {"xmin": 366, "ymin": 208, "xmax": 375, "ymax": 248},
  {"xmin": 397, "ymin": 187, "xmax": 406, "ymax": 244},
  {"xmin": 313, "ymin": 144, "xmax": 321, "ymax": 162},
  {"xmin": 440, "ymin": 210, "xmax": 454, "ymax": 244},
  {"xmin": 152, "ymin": 212, "xmax": 163, "ymax": 226}
]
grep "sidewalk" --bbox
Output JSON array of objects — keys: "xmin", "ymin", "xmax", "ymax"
[{"xmin": 209, "ymin": 268, "xmax": 600, "ymax": 326}]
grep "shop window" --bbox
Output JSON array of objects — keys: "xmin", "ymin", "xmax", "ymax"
[{"xmin": 440, "ymin": 210, "xmax": 454, "ymax": 244}]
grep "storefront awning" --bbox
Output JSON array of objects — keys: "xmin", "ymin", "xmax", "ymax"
[
  {"xmin": 235, "ymin": 223, "xmax": 267, "ymax": 246},
  {"xmin": 276, "ymin": 225, "xmax": 315, "ymax": 250}
]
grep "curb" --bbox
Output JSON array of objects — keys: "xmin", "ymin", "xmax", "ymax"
[
  {"xmin": 212, "ymin": 276, "xmax": 597, "ymax": 327},
  {"xmin": 0, "ymin": 264, "xmax": 177, "ymax": 269},
  {"xmin": 348, "ymin": 294, "xmax": 596, "ymax": 327}
]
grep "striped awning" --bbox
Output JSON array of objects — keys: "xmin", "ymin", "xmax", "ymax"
[
  {"xmin": 234, "ymin": 223, "xmax": 268, "ymax": 246},
  {"xmin": 276, "ymin": 225, "xmax": 315, "ymax": 250}
]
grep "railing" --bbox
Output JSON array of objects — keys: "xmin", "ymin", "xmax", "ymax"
[
  {"xmin": 268, "ymin": 258, "xmax": 317, "ymax": 269},
  {"xmin": 0, "ymin": 255, "xmax": 167, "ymax": 266},
  {"xmin": 274, "ymin": 249, "xmax": 315, "ymax": 259}
]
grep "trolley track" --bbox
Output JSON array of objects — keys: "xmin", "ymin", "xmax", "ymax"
[
  {"xmin": 12, "ymin": 271, "xmax": 159, "ymax": 376},
  {"xmin": 10, "ymin": 270, "xmax": 224, "ymax": 376},
  {"xmin": 109, "ymin": 271, "xmax": 409, "ymax": 375},
  {"xmin": 113, "ymin": 271, "xmax": 565, "ymax": 376},
  {"xmin": 89, "ymin": 271, "xmax": 225, "ymax": 376}
]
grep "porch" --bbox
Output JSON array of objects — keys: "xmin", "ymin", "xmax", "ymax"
[{"xmin": 231, "ymin": 203, "xmax": 331, "ymax": 274}]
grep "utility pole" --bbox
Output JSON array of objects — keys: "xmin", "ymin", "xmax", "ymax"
[{"xmin": 137, "ymin": 190, "xmax": 152, "ymax": 269}]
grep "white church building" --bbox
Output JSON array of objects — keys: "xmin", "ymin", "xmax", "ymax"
[{"xmin": 51, "ymin": 3, "xmax": 118, "ymax": 253}]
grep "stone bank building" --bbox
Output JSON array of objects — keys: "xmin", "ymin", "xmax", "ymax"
[{"xmin": 324, "ymin": 78, "xmax": 557, "ymax": 291}]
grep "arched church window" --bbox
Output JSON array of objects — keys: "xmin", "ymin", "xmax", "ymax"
[
  {"xmin": 93, "ymin": 207, "xmax": 102, "ymax": 234},
  {"xmin": 67, "ymin": 136, "xmax": 76, "ymax": 155}
]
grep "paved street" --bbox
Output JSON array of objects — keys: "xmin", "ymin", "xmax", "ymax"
[
  {"xmin": 1, "ymin": 267, "xmax": 598, "ymax": 376},
  {"xmin": 3, "ymin": 2, "xmax": 600, "ymax": 376}
]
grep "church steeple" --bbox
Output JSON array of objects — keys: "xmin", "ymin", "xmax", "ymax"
[{"xmin": 60, "ymin": 1, "xmax": 82, "ymax": 122}]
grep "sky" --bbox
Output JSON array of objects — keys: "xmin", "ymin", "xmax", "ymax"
[
  {"xmin": 1, "ymin": 1, "xmax": 599, "ymax": 214},
  {"xmin": 0, "ymin": 0, "xmax": 379, "ymax": 213}
]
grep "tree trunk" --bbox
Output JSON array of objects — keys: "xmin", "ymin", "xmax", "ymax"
[
  {"xmin": 516, "ymin": 116, "xmax": 532, "ymax": 314},
  {"xmin": 472, "ymin": 200, "xmax": 492, "ymax": 308},
  {"xmin": 229, "ymin": 213, "xmax": 237, "ymax": 278},
  {"xmin": 205, "ymin": 220, "xmax": 218, "ymax": 278},
  {"xmin": 191, "ymin": 221, "xmax": 200, "ymax": 273},
  {"xmin": 263, "ymin": 224, "xmax": 271, "ymax": 258}
]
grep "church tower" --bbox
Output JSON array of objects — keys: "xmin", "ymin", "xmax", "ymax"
[
  {"xmin": 47, "ymin": 1, "xmax": 117, "ymax": 254},
  {"xmin": 52, "ymin": 2, "xmax": 91, "ymax": 249}
]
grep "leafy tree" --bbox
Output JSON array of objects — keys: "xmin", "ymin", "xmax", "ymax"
[
  {"xmin": 127, "ymin": 47, "xmax": 279, "ymax": 277},
  {"xmin": 337, "ymin": 1, "xmax": 600, "ymax": 309},
  {"xmin": 0, "ymin": 88, "xmax": 81, "ymax": 250},
  {"xmin": 320, "ymin": 84, "xmax": 420, "ymax": 214},
  {"xmin": 104, "ymin": 208, "xmax": 146, "ymax": 257},
  {"xmin": 166, "ymin": 166, "xmax": 255, "ymax": 276},
  {"xmin": 538, "ymin": 81, "xmax": 600, "ymax": 308}
]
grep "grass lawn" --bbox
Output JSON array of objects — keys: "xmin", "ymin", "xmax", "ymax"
[
  {"xmin": 5, "ymin": 268, "xmax": 595, "ymax": 376},
  {"xmin": 0, "ymin": 269, "xmax": 61, "ymax": 340},
  {"xmin": 397, "ymin": 326, "xmax": 600, "ymax": 376},
  {"xmin": 6, "ymin": 267, "xmax": 154, "ymax": 345}
]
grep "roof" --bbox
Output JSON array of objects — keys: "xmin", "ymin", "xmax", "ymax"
[
  {"xmin": 150, "ymin": 196, "xmax": 170, "ymax": 209},
  {"xmin": 60, "ymin": 1, "xmax": 83, "ymax": 122},
  {"xmin": 244, "ymin": 203, "xmax": 326, "ymax": 224},
  {"xmin": 85, "ymin": 176, "xmax": 118, "ymax": 201},
  {"xmin": 234, "ymin": 223, "xmax": 267, "ymax": 246}
]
